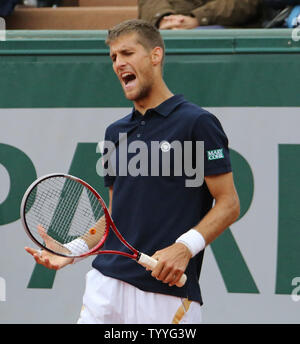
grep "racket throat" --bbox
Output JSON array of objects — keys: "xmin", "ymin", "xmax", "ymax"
[{"xmin": 136, "ymin": 251, "xmax": 142, "ymax": 261}]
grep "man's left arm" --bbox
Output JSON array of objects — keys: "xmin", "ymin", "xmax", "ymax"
[
  {"xmin": 192, "ymin": 172, "xmax": 240, "ymax": 245},
  {"xmin": 151, "ymin": 171, "xmax": 240, "ymax": 286}
]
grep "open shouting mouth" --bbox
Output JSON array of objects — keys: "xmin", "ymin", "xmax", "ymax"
[{"xmin": 121, "ymin": 72, "xmax": 137, "ymax": 90}]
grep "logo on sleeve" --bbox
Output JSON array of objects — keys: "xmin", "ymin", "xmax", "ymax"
[{"xmin": 207, "ymin": 148, "xmax": 224, "ymax": 160}]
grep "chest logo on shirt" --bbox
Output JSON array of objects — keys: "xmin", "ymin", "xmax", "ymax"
[
  {"xmin": 207, "ymin": 149, "xmax": 224, "ymax": 161},
  {"xmin": 160, "ymin": 141, "xmax": 171, "ymax": 152}
]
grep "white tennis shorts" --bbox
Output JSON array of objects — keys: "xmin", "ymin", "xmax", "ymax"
[{"xmin": 77, "ymin": 269, "xmax": 202, "ymax": 324}]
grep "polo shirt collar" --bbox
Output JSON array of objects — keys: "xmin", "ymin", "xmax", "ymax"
[{"xmin": 130, "ymin": 94, "xmax": 185, "ymax": 120}]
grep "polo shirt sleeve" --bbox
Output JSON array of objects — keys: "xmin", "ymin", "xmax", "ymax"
[
  {"xmin": 193, "ymin": 113, "xmax": 232, "ymax": 176},
  {"xmin": 103, "ymin": 127, "xmax": 116, "ymax": 188}
]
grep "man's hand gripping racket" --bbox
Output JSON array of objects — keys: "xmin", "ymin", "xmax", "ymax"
[{"xmin": 21, "ymin": 173, "xmax": 187, "ymax": 287}]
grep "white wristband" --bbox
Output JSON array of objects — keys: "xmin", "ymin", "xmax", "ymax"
[
  {"xmin": 175, "ymin": 229, "xmax": 206, "ymax": 258},
  {"xmin": 64, "ymin": 238, "xmax": 89, "ymax": 264}
]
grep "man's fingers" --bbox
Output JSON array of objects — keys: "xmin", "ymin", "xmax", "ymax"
[
  {"xmin": 151, "ymin": 259, "xmax": 174, "ymax": 283},
  {"xmin": 33, "ymin": 252, "xmax": 44, "ymax": 265},
  {"xmin": 168, "ymin": 271, "xmax": 183, "ymax": 286},
  {"xmin": 25, "ymin": 246, "xmax": 57, "ymax": 270},
  {"xmin": 25, "ymin": 246, "xmax": 40, "ymax": 257},
  {"xmin": 150, "ymin": 253, "xmax": 185, "ymax": 286},
  {"xmin": 151, "ymin": 258, "xmax": 164, "ymax": 279},
  {"xmin": 43, "ymin": 257, "xmax": 58, "ymax": 270}
]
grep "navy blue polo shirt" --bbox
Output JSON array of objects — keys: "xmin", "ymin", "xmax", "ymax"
[{"xmin": 92, "ymin": 94, "xmax": 231, "ymax": 304}]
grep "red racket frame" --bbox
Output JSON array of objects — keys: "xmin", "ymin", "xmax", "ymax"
[{"xmin": 21, "ymin": 173, "xmax": 140, "ymax": 260}]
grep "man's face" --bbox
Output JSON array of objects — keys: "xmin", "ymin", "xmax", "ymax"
[{"xmin": 109, "ymin": 33, "xmax": 156, "ymax": 102}]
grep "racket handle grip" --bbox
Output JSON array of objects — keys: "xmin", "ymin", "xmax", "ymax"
[{"xmin": 138, "ymin": 253, "xmax": 187, "ymax": 288}]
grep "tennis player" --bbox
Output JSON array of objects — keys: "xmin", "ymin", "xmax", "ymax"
[{"xmin": 25, "ymin": 19, "xmax": 240, "ymax": 324}]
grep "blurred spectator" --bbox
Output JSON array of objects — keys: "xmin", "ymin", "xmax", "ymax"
[
  {"xmin": 138, "ymin": 0, "xmax": 263, "ymax": 29},
  {"xmin": 286, "ymin": 5, "xmax": 300, "ymax": 27},
  {"xmin": 262, "ymin": 0, "xmax": 300, "ymax": 27},
  {"xmin": 22, "ymin": 0, "xmax": 61, "ymax": 7},
  {"xmin": 0, "ymin": 0, "xmax": 19, "ymax": 16}
]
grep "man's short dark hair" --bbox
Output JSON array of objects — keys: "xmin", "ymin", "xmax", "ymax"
[{"xmin": 106, "ymin": 19, "xmax": 165, "ymax": 64}]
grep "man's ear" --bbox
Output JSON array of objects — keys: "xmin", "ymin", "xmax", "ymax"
[{"xmin": 151, "ymin": 46, "xmax": 164, "ymax": 66}]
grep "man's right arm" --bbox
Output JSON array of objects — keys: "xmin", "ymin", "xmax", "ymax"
[{"xmin": 24, "ymin": 187, "xmax": 114, "ymax": 270}]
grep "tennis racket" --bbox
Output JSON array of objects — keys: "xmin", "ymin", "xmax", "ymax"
[{"xmin": 20, "ymin": 173, "xmax": 187, "ymax": 287}]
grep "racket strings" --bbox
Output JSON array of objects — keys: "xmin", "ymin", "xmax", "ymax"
[
  {"xmin": 44, "ymin": 178, "xmax": 75, "ymax": 243},
  {"xmin": 52, "ymin": 178, "xmax": 86, "ymax": 242},
  {"xmin": 24, "ymin": 176, "xmax": 107, "ymax": 256}
]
